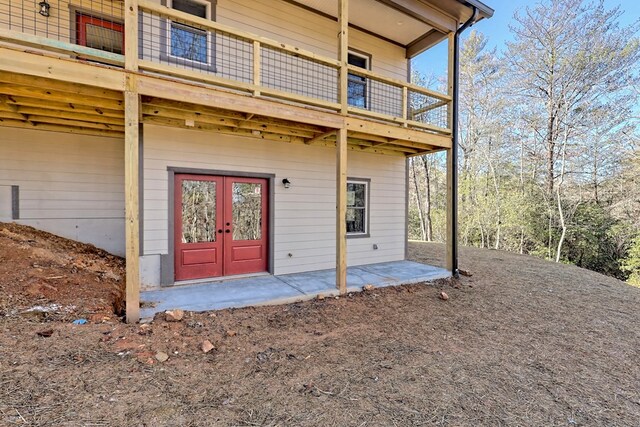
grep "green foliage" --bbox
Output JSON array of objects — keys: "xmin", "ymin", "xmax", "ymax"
[
  {"xmin": 621, "ymin": 235, "xmax": 640, "ymax": 286},
  {"xmin": 561, "ymin": 202, "xmax": 626, "ymax": 279},
  {"xmin": 408, "ymin": 0, "xmax": 639, "ymax": 281}
]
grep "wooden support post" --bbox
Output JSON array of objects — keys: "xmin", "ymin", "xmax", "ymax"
[
  {"xmin": 124, "ymin": 0, "xmax": 139, "ymax": 71},
  {"xmin": 445, "ymin": 31, "xmax": 456, "ymax": 272},
  {"xmin": 124, "ymin": 76, "xmax": 140, "ymax": 323},
  {"xmin": 336, "ymin": 127, "xmax": 348, "ymax": 293},
  {"xmin": 401, "ymin": 86, "xmax": 408, "ymax": 127},
  {"xmin": 124, "ymin": 0, "xmax": 141, "ymax": 323},
  {"xmin": 338, "ymin": 0, "xmax": 349, "ymax": 115},
  {"xmin": 253, "ymin": 41, "xmax": 261, "ymax": 96}
]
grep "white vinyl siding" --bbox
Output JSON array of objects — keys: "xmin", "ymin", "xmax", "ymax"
[
  {"xmin": 0, "ymin": 127, "xmax": 125, "ymax": 256},
  {"xmin": 216, "ymin": 0, "xmax": 407, "ymax": 81},
  {"xmin": 142, "ymin": 124, "xmax": 406, "ymax": 281}
]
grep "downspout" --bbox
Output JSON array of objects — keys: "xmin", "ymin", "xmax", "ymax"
[{"xmin": 450, "ymin": 5, "xmax": 478, "ymax": 277}]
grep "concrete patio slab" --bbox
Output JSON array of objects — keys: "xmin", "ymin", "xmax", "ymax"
[
  {"xmin": 140, "ymin": 260, "xmax": 450, "ymax": 320},
  {"xmin": 140, "ymin": 275, "xmax": 303, "ymax": 319}
]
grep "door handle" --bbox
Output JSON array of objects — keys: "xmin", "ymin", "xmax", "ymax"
[
  {"xmin": 225, "ymin": 229, "xmax": 231, "ymax": 233},
  {"xmin": 217, "ymin": 229, "xmax": 223, "ymax": 234}
]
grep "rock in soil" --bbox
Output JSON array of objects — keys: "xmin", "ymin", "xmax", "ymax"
[
  {"xmin": 155, "ymin": 351, "xmax": 169, "ymax": 362},
  {"xmin": 165, "ymin": 309, "xmax": 184, "ymax": 322},
  {"xmin": 363, "ymin": 284, "xmax": 375, "ymax": 291},
  {"xmin": 226, "ymin": 330, "xmax": 237, "ymax": 337},
  {"xmin": 459, "ymin": 269, "xmax": 473, "ymax": 277},
  {"xmin": 36, "ymin": 329, "xmax": 54, "ymax": 337},
  {"xmin": 439, "ymin": 291, "xmax": 449, "ymax": 301},
  {"xmin": 201, "ymin": 340, "xmax": 215, "ymax": 353}
]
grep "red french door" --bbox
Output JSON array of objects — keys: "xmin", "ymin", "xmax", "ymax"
[{"xmin": 174, "ymin": 174, "xmax": 268, "ymax": 281}]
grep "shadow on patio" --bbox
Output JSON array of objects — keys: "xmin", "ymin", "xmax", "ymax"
[{"xmin": 140, "ymin": 260, "xmax": 450, "ymax": 320}]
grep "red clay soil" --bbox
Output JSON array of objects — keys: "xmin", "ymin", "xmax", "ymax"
[
  {"xmin": 0, "ymin": 222, "xmax": 125, "ymax": 321},
  {"xmin": 1, "ymin": 225, "xmax": 640, "ymax": 426}
]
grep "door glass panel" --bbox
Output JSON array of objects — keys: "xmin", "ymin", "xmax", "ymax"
[
  {"xmin": 181, "ymin": 180, "xmax": 216, "ymax": 243},
  {"xmin": 232, "ymin": 183, "xmax": 262, "ymax": 241}
]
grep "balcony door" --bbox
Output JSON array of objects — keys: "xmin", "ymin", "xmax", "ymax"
[{"xmin": 174, "ymin": 174, "xmax": 268, "ymax": 281}]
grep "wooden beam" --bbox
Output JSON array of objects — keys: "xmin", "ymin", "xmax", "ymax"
[
  {"xmin": 124, "ymin": 75, "xmax": 140, "ymax": 324},
  {"xmin": 406, "ymin": 29, "xmax": 448, "ymax": 58},
  {"xmin": 141, "ymin": 105, "xmax": 240, "ymax": 128},
  {"xmin": 0, "ymin": 118, "xmax": 123, "ymax": 138},
  {"xmin": 338, "ymin": 0, "xmax": 349, "ymax": 115},
  {"xmin": 253, "ymin": 41, "xmax": 261, "ymax": 96},
  {"xmin": 16, "ymin": 107, "xmax": 124, "ymax": 125},
  {"xmin": 0, "ymin": 95, "xmax": 30, "ymax": 123},
  {"xmin": 0, "ymin": 46, "xmax": 126, "ymax": 91},
  {"xmin": 0, "ymin": 72, "xmax": 123, "ymax": 101},
  {"xmin": 349, "ymin": 138, "xmax": 417, "ymax": 155},
  {"xmin": 144, "ymin": 98, "xmax": 327, "ymax": 134},
  {"xmin": 0, "ymin": 110, "xmax": 27, "ymax": 121},
  {"xmin": 410, "ymin": 99, "xmax": 449, "ymax": 117},
  {"xmin": 0, "ymin": 28, "xmax": 125, "ymax": 66},
  {"xmin": 124, "ymin": 0, "xmax": 139, "ymax": 72},
  {"xmin": 345, "ymin": 117, "xmax": 452, "ymax": 148},
  {"xmin": 3, "ymin": 96, "xmax": 124, "ymax": 118},
  {"xmin": 402, "ymin": 86, "xmax": 408, "ymax": 126},
  {"xmin": 336, "ymin": 127, "xmax": 348, "ymax": 294},
  {"xmin": 137, "ymin": 74, "xmax": 344, "ymax": 129},
  {"xmin": 143, "ymin": 116, "xmax": 311, "ymax": 145},
  {"xmin": 25, "ymin": 115, "xmax": 124, "ymax": 131},
  {"xmin": 0, "ymin": 84, "xmax": 124, "ymax": 110},
  {"xmin": 306, "ymin": 130, "xmax": 336, "ymax": 145}
]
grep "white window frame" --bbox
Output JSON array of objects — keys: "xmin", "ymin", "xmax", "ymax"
[
  {"xmin": 347, "ymin": 50, "xmax": 370, "ymax": 109},
  {"xmin": 166, "ymin": 0, "xmax": 213, "ymax": 66},
  {"xmin": 346, "ymin": 178, "xmax": 370, "ymax": 237}
]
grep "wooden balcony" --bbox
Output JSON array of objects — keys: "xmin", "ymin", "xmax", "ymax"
[{"xmin": 0, "ymin": 0, "xmax": 452, "ymax": 156}]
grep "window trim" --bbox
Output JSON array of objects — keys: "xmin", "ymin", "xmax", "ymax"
[
  {"xmin": 74, "ymin": 11, "xmax": 124, "ymax": 54},
  {"xmin": 346, "ymin": 177, "xmax": 371, "ymax": 238},
  {"xmin": 347, "ymin": 49, "xmax": 371, "ymax": 110},
  {"xmin": 159, "ymin": 0, "xmax": 217, "ymax": 72}
]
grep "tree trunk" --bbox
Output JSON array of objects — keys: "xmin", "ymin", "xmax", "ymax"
[
  {"xmin": 410, "ymin": 159, "xmax": 427, "ymax": 241},
  {"xmin": 555, "ymin": 127, "xmax": 569, "ymax": 263},
  {"xmin": 420, "ymin": 156, "xmax": 433, "ymax": 241},
  {"xmin": 546, "ymin": 112, "xmax": 556, "ymax": 196}
]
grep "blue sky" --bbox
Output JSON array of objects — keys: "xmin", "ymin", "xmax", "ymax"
[{"xmin": 413, "ymin": 0, "xmax": 640, "ymax": 81}]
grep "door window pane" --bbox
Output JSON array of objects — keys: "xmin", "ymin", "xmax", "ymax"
[
  {"xmin": 181, "ymin": 180, "xmax": 216, "ymax": 243},
  {"xmin": 232, "ymin": 183, "xmax": 262, "ymax": 241}
]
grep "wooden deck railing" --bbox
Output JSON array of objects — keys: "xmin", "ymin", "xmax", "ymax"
[{"xmin": 0, "ymin": 0, "xmax": 451, "ymax": 134}]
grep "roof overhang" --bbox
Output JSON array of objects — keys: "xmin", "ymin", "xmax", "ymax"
[{"xmin": 284, "ymin": 0, "xmax": 494, "ymax": 58}]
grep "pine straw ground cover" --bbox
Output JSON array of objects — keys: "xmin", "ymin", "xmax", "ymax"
[{"xmin": 1, "ymin": 231, "xmax": 640, "ymax": 426}]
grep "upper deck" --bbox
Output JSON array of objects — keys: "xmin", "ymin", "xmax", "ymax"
[{"xmin": 0, "ymin": 0, "xmax": 490, "ymax": 155}]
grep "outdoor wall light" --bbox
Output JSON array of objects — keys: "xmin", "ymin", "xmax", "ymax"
[
  {"xmin": 282, "ymin": 178, "xmax": 291, "ymax": 189},
  {"xmin": 38, "ymin": 1, "xmax": 50, "ymax": 17}
]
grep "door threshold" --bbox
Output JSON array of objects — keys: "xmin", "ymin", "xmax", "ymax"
[{"xmin": 173, "ymin": 272, "xmax": 271, "ymax": 287}]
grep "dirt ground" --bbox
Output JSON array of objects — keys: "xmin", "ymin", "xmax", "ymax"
[{"xmin": 1, "ymin": 224, "xmax": 640, "ymax": 426}]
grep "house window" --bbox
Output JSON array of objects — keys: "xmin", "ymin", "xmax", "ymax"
[
  {"xmin": 166, "ymin": 0, "xmax": 215, "ymax": 67},
  {"xmin": 76, "ymin": 14, "xmax": 123, "ymax": 54},
  {"xmin": 346, "ymin": 179, "xmax": 369, "ymax": 236},
  {"xmin": 348, "ymin": 51, "xmax": 369, "ymax": 109}
]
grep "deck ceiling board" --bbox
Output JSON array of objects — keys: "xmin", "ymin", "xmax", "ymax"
[
  {"xmin": 292, "ymin": 0, "xmax": 432, "ymax": 45},
  {"xmin": 0, "ymin": 74, "xmax": 443, "ymax": 155}
]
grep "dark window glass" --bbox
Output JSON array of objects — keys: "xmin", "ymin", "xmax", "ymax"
[
  {"xmin": 173, "ymin": 0, "xmax": 207, "ymax": 18},
  {"xmin": 348, "ymin": 53, "xmax": 368, "ymax": 108},
  {"xmin": 346, "ymin": 182, "xmax": 367, "ymax": 234}
]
